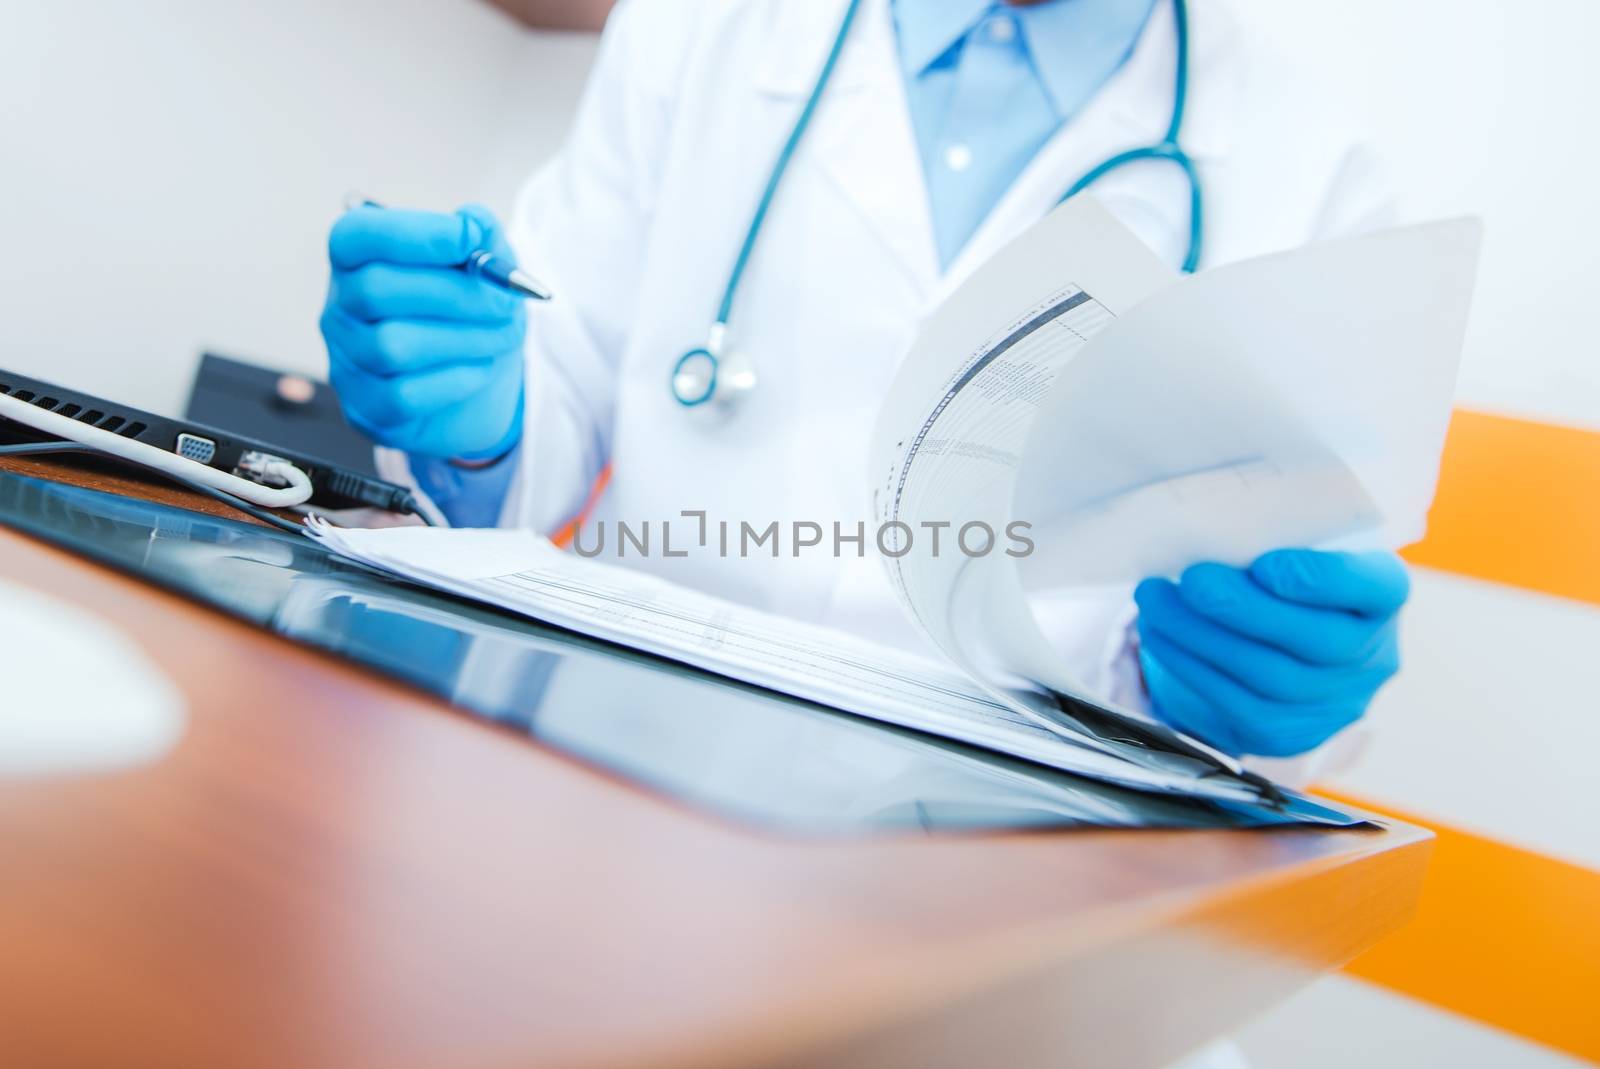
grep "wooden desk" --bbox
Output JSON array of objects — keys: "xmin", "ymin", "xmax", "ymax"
[{"xmin": 0, "ymin": 458, "xmax": 1430, "ymax": 1069}]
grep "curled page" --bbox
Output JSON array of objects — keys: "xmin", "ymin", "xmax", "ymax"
[
  {"xmin": 869, "ymin": 199, "xmax": 1239, "ymax": 778},
  {"xmin": 869, "ymin": 198, "xmax": 1171, "ymax": 671},
  {"xmin": 871, "ymin": 199, "xmax": 1480, "ymax": 774}
]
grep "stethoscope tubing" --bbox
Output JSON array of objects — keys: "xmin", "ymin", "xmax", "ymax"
[{"xmin": 672, "ymin": 0, "xmax": 1201, "ymax": 407}]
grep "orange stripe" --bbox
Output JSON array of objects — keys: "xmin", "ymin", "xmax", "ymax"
[
  {"xmin": 1317, "ymin": 789, "xmax": 1600, "ymax": 1061},
  {"xmin": 549, "ymin": 463, "xmax": 613, "ymax": 550},
  {"xmin": 1403, "ymin": 409, "xmax": 1600, "ymax": 607}
]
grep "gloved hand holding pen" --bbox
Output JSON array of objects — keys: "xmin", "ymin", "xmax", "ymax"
[{"xmin": 320, "ymin": 204, "xmax": 528, "ymax": 461}]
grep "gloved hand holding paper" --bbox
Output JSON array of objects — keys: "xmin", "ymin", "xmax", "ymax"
[{"xmin": 870, "ymin": 196, "xmax": 1478, "ymax": 757}]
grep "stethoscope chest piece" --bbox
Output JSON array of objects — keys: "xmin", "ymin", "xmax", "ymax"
[{"xmin": 671, "ymin": 322, "xmax": 756, "ymax": 413}]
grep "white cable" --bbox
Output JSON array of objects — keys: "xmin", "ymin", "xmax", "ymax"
[{"xmin": 0, "ymin": 392, "xmax": 312, "ymax": 508}]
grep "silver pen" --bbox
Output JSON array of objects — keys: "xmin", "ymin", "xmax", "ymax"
[{"xmin": 346, "ymin": 194, "xmax": 553, "ymax": 302}]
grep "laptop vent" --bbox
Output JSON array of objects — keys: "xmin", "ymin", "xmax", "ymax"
[{"xmin": 0, "ymin": 381, "xmax": 147, "ymax": 437}]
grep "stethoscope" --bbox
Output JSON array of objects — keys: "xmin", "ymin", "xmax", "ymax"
[{"xmin": 670, "ymin": 0, "xmax": 1203, "ymax": 411}]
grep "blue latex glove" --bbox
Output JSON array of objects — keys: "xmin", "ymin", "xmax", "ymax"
[
  {"xmin": 321, "ymin": 204, "xmax": 526, "ymax": 460},
  {"xmin": 1133, "ymin": 549, "xmax": 1409, "ymax": 758}
]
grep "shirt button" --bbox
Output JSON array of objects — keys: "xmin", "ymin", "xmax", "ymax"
[
  {"xmin": 986, "ymin": 16, "xmax": 1017, "ymax": 44},
  {"xmin": 944, "ymin": 143, "xmax": 973, "ymax": 172}
]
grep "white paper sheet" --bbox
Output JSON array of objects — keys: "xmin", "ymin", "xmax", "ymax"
[{"xmin": 1013, "ymin": 216, "xmax": 1483, "ymax": 590}]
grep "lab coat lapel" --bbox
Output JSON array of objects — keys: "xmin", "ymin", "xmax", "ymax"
[{"xmin": 754, "ymin": 0, "xmax": 940, "ymax": 296}]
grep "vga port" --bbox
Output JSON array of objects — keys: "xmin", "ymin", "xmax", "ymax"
[{"xmin": 175, "ymin": 433, "xmax": 216, "ymax": 464}]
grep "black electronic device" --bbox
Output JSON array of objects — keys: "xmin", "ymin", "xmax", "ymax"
[
  {"xmin": 186, "ymin": 353, "xmax": 379, "ymax": 476},
  {"xmin": 0, "ymin": 366, "xmax": 415, "ymax": 515}
]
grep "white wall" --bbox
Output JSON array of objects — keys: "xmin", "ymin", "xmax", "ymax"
[
  {"xmin": 0, "ymin": 0, "xmax": 598, "ymax": 417},
  {"xmin": 1229, "ymin": 0, "xmax": 1600, "ymax": 432}
]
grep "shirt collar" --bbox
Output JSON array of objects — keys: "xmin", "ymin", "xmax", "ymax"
[
  {"xmin": 1021, "ymin": 0, "xmax": 1157, "ymax": 119},
  {"xmin": 893, "ymin": 0, "xmax": 996, "ymax": 77},
  {"xmin": 894, "ymin": 0, "xmax": 1158, "ymax": 120}
]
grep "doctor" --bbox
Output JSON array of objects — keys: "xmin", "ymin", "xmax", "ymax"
[{"xmin": 320, "ymin": 0, "xmax": 1410, "ymax": 769}]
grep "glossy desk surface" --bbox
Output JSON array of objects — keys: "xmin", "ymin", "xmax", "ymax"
[{"xmin": 0, "ymin": 457, "xmax": 1431, "ymax": 1069}]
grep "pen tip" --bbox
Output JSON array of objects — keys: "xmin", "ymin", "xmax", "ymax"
[{"xmin": 509, "ymin": 268, "xmax": 553, "ymax": 301}]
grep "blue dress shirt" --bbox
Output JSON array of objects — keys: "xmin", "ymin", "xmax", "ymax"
[
  {"xmin": 424, "ymin": 0, "xmax": 1156, "ymax": 527},
  {"xmin": 892, "ymin": 0, "xmax": 1155, "ymax": 267}
]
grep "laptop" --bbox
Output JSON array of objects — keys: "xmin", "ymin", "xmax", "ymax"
[{"xmin": 0, "ymin": 366, "xmax": 415, "ymax": 514}]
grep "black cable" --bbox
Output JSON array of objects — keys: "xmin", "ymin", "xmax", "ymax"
[
  {"xmin": 400, "ymin": 493, "xmax": 437, "ymax": 526},
  {"xmin": 0, "ymin": 441, "xmax": 309, "ymax": 535}
]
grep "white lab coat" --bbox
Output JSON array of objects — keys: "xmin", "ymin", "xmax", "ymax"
[{"xmin": 388, "ymin": 0, "xmax": 1392, "ymax": 758}]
